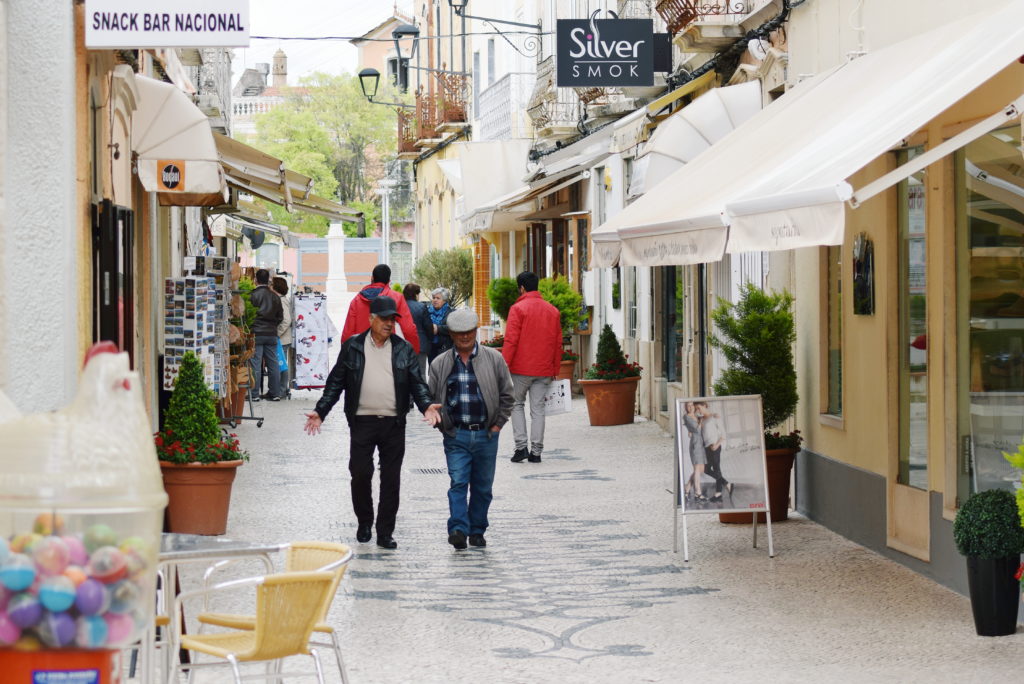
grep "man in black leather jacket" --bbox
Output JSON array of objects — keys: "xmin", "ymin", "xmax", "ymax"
[
  {"xmin": 249, "ymin": 268, "xmax": 284, "ymax": 400},
  {"xmin": 304, "ymin": 297, "xmax": 441, "ymax": 549}
]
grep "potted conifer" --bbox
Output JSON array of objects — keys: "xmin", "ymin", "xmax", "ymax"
[
  {"xmin": 156, "ymin": 351, "xmax": 248, "ymax": 535},
  {"xmin": 709, "ymin": 283, "xmax": 800, "ymax": 523},
  {"xmin": 579, "ymin": 325, "xmax": 642, "ymax": 426},
  {"xmin": 952, "ymin": 489, "xmax": 1024, "ymax": 636}
]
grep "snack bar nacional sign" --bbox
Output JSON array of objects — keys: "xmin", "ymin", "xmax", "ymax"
[
  {"xmin": 85, "ymin": 0, "xmax": 250, "ymax": 48},
  {"xmin": 556, "ymin": 12, "xmax": 654, "ymax": 88}
]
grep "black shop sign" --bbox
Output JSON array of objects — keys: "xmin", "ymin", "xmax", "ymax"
[{"xmin": 556, "ymin": 16, "xmax": 654, "ymax": 87}]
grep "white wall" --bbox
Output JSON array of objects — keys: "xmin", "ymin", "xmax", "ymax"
[{"xmin": 2, "ymin": 1, "xmax": 77, "ymax": 412}]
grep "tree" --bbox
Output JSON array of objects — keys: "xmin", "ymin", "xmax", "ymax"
[
  {"xmin": 487, "ymin": 277, "xmax": 519, "ymax": 322},
  {"xmin": 412, "ymin": 248, "xmax": 473, "ymax": 308},
  {"xmin": 539, "ymin": 276, "xmax": 583, "ymax": 335}
]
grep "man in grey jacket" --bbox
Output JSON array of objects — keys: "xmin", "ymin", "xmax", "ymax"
[
  {"xmin": 250, "ymin": 268, "xmax": 283, "ymax": 401},
  {"xmin": 428, "ymin": 308, "xmax": 514, "ymax": 550}
]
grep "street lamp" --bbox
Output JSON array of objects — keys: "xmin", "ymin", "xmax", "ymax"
[
  {"xmin": 358, "ymin": 68, "xmax": 414, "ymax": 109},
  {"xmin": 392, "ymin": 23, "xmax": 420, "ymax": 92}
]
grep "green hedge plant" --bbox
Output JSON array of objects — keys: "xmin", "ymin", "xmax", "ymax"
[
  {"xmin": 539, "ymin": 275, "xmax": 583, "ymax": 335},
  {"xmin": 487, "ymin": 277, "xmax": 519, "ymax": 323},
  {"xmin": 953, "ymin": 489, "xmax": 1024, "ymax": 559}
]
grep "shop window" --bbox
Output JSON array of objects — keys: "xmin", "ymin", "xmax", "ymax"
[
  {"xmin": 92, "ymin": 200, "xmax": 135, "ymax": 365},
  {"xmin": 627, "ymin": 266, "xmax": 639, "ymax": 338},
  {"xmin": 824, "ymin": 245, "xmax": 843, "ymax": 416},
  {"xmin": 897, "ymin": 146, "xmax": 928, "ymax": 490},
  {"xmin": 956, "ymin": 124, "xmax": 1024, "ymax": 500},
  {"xmin": 663, "ymin": 266, "xmax": 686, "ymax": 383}
]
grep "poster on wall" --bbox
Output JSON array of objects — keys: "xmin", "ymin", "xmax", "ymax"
[{"xmin": 673, "ymin": 395, "xmax": 774, "ymax": 560}]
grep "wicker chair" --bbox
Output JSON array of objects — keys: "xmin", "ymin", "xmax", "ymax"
[
  {"xmin": 196, "ymin": 542, "xmax": 354, "ymax": 683},
  {"xmin": 169, "ymin": 571, "xmax": 335, "ymax": 683}
]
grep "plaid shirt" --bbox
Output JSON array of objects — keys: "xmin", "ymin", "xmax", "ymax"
[{"xmin": 446, "ymin": 343, "xmax": 488, "ymax": 427}]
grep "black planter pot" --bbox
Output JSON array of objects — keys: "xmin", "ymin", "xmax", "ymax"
[{"xmin": 965, "ymin": 555, "xmax": 1021, "ymax": 636}]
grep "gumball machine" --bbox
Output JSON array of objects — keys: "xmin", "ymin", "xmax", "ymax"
[{"xmin": 0, "ymin": 343, "xmax": 168, "ymax": 682}]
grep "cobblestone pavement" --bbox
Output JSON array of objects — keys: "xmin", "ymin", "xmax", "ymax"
[{"xmin": 167, "ymin": 390, "xmax": 1023, "ymax": 683}]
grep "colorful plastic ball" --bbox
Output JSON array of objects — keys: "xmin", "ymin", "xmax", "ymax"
[
  {"xmin": 118, "ymin": 536, "xmax": 149, "ymax": 556},
  {"xmin": 7, "ymin": 593, "xmax": 42, "ymax": 628},
  {"xmin": 62, "ymin": 536, "xmax": 89, "ymax": 566},
  {"xmin": 0, "ymin": 553, "xmax": 37, "ymax": 591},
  {"xmin": 32, "ymin": 537, "xmax": 70, "ymax": 576},
  {"xmin": 0, "ymin": 584, "xmax": 11, "ymax": 611},
  {"xmin": 107, "ymin": 579, "xmax": 140, "ymax": 614},
  {"xmin": 36, "ymin": 611, "xmax": 76, "ymax": 648},
  {"xmin": 64, "ymin": 566, "xmax": 87, "ymax": 587},
  {"xmin": 122, "ymin": 549, "xmax": 147, "ymax": 578},
  {"xmin": 87, "ymin": 547, "xmax": 127, "ymax": 584},
  {"xmin": 103, "ymin": 612, "xmax": 134, "ymax": 647},
  {"xmin": 38, "ymin": 576, "xmax": 76, "ymax": 613},
  {"xmin": 0, "ymin": 611, "xmax": 21, "ymax": 646},
  {"xmin": 9, "ymin": 533, "xmax": 41, "ymax": 554},
  {"xmin": 33, "ymin": 513, "xmax": 65, "ymax": 536},
  {"xmin": 74, "ymin": 579, "xmax": 109, "ymax": 617},
  {"xmin": 83, "ymin": 525, "xmax": 118, "ymax": 553},
  {"xmin": 75, "ymin": 614, "xmax": 108, "ymax": 648}
]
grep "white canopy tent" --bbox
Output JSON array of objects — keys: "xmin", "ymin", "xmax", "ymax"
[{"xmin": 592, "ymin": 2, "xmax": 1024, "ymax": 268}]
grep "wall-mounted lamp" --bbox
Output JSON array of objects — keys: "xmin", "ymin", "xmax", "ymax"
[
  {"xmin": 391, "ymin": 23, "xmax": 420, "ymax": 92},
  {"xmin": 358, "ymin": 68, "xmax": 414, "ymax": 109}
]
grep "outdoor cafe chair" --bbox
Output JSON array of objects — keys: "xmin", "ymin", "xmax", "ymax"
[
  {"xmin": 168, "ymin": 570, "xmax": 336, "ymax": 684},
  {"xmin": 195, "ymin": 541, "xmax": 354, "ymax": 683}
]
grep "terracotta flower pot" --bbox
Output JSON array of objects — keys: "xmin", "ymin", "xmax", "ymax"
[
  {"xmin": 159, "ymin": 460, "xmax": 243, "ymax": 535},
  {"xmin": 719, "ymin": 447, "xmax": 797, "ymax": 524},
  {"xmin": 579, "ymin": 376, "xmax": 640, "ymax": 426},
  {"xmin": 557, "ymin": 359, "xmax": 576, "ymax": 380}
]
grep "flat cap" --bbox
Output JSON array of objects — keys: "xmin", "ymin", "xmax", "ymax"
[
  {"xmin": 370, "ymin": 296, "xmax": 400, "ymax": 318},
  {"xmin": 446, "ymin": 307, "xmax": 478, "ymax": 333}
]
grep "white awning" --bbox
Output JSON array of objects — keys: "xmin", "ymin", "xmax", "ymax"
[
  {"xmin": 437, "ymin": 159, "xmax": 463, "ymax": 194},
  {"xmin": 627, "ymin": 80, "xmax": 763, "ymax": 198},
  {"xmin": 592, "ymin": 2, "xmax": 1024, "ymax": 267},
  {"xmin": 132, "ymin": 76, "xmax": 227, "ymax": 203}
]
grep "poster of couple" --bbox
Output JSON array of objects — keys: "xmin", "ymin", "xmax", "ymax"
[{"xmin": 675, "ymin": 395, "xmax": 771, "ymax": 515}]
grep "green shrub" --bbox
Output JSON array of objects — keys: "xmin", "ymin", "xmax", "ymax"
[
  {"xmin": 487, "ymin": 277, "xmax": 519, "ymax": 322},
  {"xmin": 539, "ymin": 275, "xmax": 583, "ymax": 335},
  {"xmin": 1003, "ymin": 441, "xmax": 1024, "ymax": 526},
  {"xmin": 953, "ymin": 489, "xmax": 1024, "ymax": 558},
  {"xmin": 412, "ymin": 248, "xmax": 473, "ymax": 307},
  {"xmin": 710, "ymin": 283, "xmax": 797, "ymax": 432},
  {"xmin": 583, "ymin": 325, "xmax": 642, "ymax": 380},
  {"xmin": 234, "ymin": 277, "xmax": 258, "ymax": 331}
]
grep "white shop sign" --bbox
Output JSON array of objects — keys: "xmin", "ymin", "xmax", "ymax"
[{"xmin": 85, "ymin": 0, "xmax": 250, "ymax": 48}]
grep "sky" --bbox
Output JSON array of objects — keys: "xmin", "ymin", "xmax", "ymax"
[{"xmin": 231, "ymin": 0, "xmax": 415, "ymax": 86}]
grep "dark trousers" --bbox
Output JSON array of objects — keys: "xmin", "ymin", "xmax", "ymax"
[
  {"xmin": 349, "ymin": 415, "xmax": 405, "ymax": 537},
  {"xmin": 705, "ymin": 445, "xmax": 728, "ymax": 493}
]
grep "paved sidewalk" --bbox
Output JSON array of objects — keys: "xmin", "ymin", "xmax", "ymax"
[{"xmin": 176, "ymin": 391, "xmax": 1022, "ymax": 683}]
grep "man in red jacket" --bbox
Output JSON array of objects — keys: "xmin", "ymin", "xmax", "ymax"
[
  {"xmin": 341, "ymin": 264, "xmax": 420, "ymax": 353},
  {"xmin": 501, "ymin": 271, "xmax": 562, "ymax": 463}
]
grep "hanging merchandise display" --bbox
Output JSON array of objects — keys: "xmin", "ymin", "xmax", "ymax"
[
  {"xmin": 293, "ymin": 292, "xmax": 336, "ymax": 389},
  {"xmin": 164, "ymin": 256, "xmax": 231, "ymax": 394}
]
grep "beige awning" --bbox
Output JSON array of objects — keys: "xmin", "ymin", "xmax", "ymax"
[{"xmin": 132, "ymin": 76, "xmax": 227, "ymax": 205}]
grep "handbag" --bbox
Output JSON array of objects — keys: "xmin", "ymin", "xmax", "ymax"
[
  {"xmin": 276, "ymin": 338, "xmax": 288, "ymax": 372},
  {"xmin": 541, "ymin": 379, "xmax": 571, "ymax": 415}
]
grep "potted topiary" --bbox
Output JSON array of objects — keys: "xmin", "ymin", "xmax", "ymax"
[
  {"xmin": 156, "ymin": 351, "xmax": 248, "ymax": 535},
  {"xmin": 579, "ymin": 325, "xmax": 642, "ymax": 426},
  {"xmin": 952, "ymin": 489, "xmax": 1024, "ymax": 636},
  {"xmin": 709, "ymin": 283, "xmax": 799, "ymax": 523}
]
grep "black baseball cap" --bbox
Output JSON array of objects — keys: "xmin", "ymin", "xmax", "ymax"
[{"xmin": 370, "ymin": 296, "xmax": 400, "ymax": 318}]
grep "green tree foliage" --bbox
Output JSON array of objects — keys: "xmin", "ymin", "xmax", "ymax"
[
  {"xmin": 487, "ymin": 277, "xmax": 519, "ymax": 322},
  {"xmin": 412, "ymin": 248, "xmax": 473, "ymax": 308},
  {"xmin": 953, "ymin": 489, "xmax": 1024, "ymax": 558},
  {"xmin": 583, "ymin": 325, "xmax": 641, "ymax": 380},
  {"xmin": 164, "ymin": 352, "xmax": 220, "ymax": 451},
  {"xmin": 539, "ymin": 276, "xmax": 584, "ymax": 335},
  {"xmin": 709, "ymin": 283, "xmax": 797, "ymax": 431}
]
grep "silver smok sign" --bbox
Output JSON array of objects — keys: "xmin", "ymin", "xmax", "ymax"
[{"xmin": 556, "ymin": 13, "xmax": 654, "ymax": 87}]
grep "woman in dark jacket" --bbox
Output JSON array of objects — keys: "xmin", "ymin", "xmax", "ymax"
[
  {"xmin": 403, "ymin": 283, "xmax": 433, "ymax": 378},
  {"xmin": 428, "ymin": 287, "xmax": 453, "ymax": 362}
]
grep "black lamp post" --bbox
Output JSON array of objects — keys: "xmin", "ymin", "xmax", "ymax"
[
  {"xmin": 392, "ymin": 23, "xmax": 420, "ymax": 92},
  {"xmin": 358, "ymin": 67, "xmax": 414, "ymax": 109}
]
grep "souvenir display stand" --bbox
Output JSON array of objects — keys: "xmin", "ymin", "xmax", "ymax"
[{"xmin": 0, "ymin": 343, "xmax": 167, "ymax": 683}]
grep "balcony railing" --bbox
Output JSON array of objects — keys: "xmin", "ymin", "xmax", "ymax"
[
  {"xmin": 477, "ymin": 72, "xmax": 535, "ymax": 141},
  {"xmin": 656, "ymin": 0, "xmax": 747, "ymax": 35},
  {"xmin": 435, "ymin": 72, "xmax": 468, "ymax": 125},
  {"xmin": 415, "ymin": 89, "xmax": 441, "ymax": 141},
  {"xmin": 527, "ymin": 57, "xmax": 582, "ymax": 136},
  {"xmin": 397, "ymin": 109, "xmax": 418, "ymax": 154}
]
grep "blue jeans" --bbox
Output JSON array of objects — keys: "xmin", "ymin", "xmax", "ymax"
[
  {"xmin": 251, "ymin": 335, "xmax": 281, "ymax": 398},
  {"xmin": 443, "ymin": 428, "xmax": 500, "ymax": 535}
]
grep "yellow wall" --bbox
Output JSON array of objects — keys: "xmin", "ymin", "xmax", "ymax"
[{"xmin": 415, "ymin": 148, "xmax": 467, "ymax": 257}]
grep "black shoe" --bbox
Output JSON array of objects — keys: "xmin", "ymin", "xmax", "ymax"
[
  {"xmin": 511, "ymin": 448, "xmax": 529, "ymax": 463},
  {"xmin": 448, "ymin": 530, "xmax": 467, "ymax": 550},
  {"xmin": 468, "ymin": 534, "xmax": 486, "ymax": 548},
  {"xmin": 356, "ymin": 524, "xmax": 372, "ymax": 543},
  {"xmin": 528, "ymin": 454, "xmax": 541, "ymax": 463},
  {"xmin": 377, "ymin": 535, "xmax": 398, "ymax": 549}
]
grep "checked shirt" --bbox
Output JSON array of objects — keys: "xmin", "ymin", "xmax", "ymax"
[{"xmin": 446, "ymin": 343, "xmax": 488, "ymax": 427}]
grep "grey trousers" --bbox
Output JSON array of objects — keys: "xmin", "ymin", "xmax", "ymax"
[{"xmin": 511, "ymin": 374, "xmax": 551, "ymax": 455}]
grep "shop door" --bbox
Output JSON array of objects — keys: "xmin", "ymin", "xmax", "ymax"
[{"xmin": 92, "ymin": 200, "xmax": 135, "ymax": 365}]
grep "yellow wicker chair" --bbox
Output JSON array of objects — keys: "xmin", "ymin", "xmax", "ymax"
[
  {"xmin": 169, "ymin": 570, "xmax": 335, "ymax": 684},
  {"xmin": 196, "ymin": 541, "xmax": 354, "ymax": 683}
]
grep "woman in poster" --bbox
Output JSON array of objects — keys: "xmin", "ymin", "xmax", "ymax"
[
  {"xmin": 696, "ymin": 401, "xmax": 733, "ymax": 501},
  {"xmin": 682, "ymin": 402, "xmax": 708, "ymax": 502}
]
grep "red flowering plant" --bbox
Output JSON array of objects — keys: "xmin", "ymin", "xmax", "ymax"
[
  {"xmin": 156, "ymin": 351, "xmax": 249, "ymax": 464},
  {"xmin": 562, "ymin": 349, "xmax": 580, "ymax": 362},
  {"xmin": 482, "ymin": 333, "xmax": 505, "ymax": 348},
  {"xmin": 583, "ymin": 325, "xmax": 642, "ymax": 380},
  {"xmin": 764, "ymin": 429, "xmax": 803, "ymax": 451}
]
